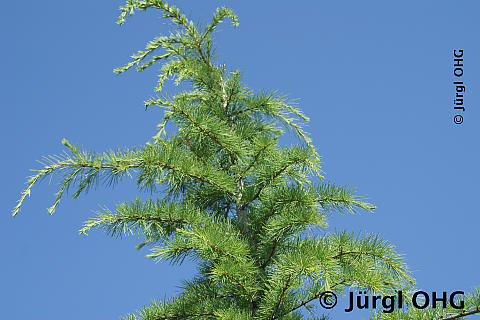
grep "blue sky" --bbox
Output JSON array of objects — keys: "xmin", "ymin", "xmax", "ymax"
[{"xmin": 2, "ymin": 1, "xmax": 479, "ymax": 319}]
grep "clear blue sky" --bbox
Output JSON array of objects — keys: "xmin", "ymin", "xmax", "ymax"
[{"xmin": 2, "ymin": 1, "xmax": 479, "ymax": 319}]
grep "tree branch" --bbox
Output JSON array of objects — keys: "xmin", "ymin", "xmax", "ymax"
[
  {"xmin": 246, "ymin": 165, "xmax": 290, "ymax": 206},
  {"xmin": 270, "ymin": 274, "xmax": 292, "ymax": 319},
  {"xmin": 273, "ymin": 280, "xmax": 347, "ymax": 319},
  {"xmin": 438, "ymin": 307, "xmax": 480, "ymax": 320},
  {"xmin": 153, "ymin": 312, "xmax": 216, "ymax": 320}
]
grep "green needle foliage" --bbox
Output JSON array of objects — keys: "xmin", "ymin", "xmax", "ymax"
[{"xmin": 17, "ymin": 1, "xmax": 471, "ymax": 319}]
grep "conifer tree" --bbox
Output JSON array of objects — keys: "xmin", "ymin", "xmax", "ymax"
[{"xmin": 13, "ymin": 1, "xmax": 479, "ymax": 319}]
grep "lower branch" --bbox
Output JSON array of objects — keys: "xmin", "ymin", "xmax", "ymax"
[
  {"xmin": 439, "ymin": 307, "xmax": 480, "ymax": 320},
  {"xmin": 153, "ymin": 312, "xmax": 216, "ymax": 320},
  {"xmin": 273, "ymin": 280, "xmax": 346, "ymax": 319}
]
